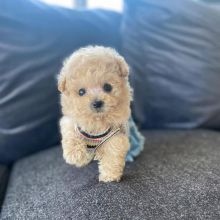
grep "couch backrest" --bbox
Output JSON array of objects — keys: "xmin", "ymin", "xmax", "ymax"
[{"xmin": 0, "ymin": 0, "xmax": 121, "ymax": 164}]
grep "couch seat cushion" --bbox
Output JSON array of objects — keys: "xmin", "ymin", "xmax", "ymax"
[{"xmin": 1, "ymin": 130, "xmax": 220, "ymax": 219}]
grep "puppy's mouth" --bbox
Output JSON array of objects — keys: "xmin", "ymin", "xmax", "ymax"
[
  {"xmin": 92, "ymin": 108, "xmax": 106, "ymax": 116},
  {"xmin": 93, "ymin": 108, "xmax": 104, "ymax": 113}
]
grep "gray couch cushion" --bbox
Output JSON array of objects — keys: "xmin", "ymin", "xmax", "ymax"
[{"xmin": 1, "ymin": 130, "xmax": 220, "ymax": 219}]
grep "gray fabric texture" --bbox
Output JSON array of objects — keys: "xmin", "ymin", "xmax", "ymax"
[{"xmin": 1, "ymin": 130, "xmax": 220, "ymax": 219}]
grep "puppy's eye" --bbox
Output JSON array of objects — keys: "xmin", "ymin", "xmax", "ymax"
[
  {"xmin": 103, "ymin": 83, "xmax": 112, "ymax": 93},
  {"xmin": 79, "ymin": 88, "xmax": 86, "ymax": 96}
]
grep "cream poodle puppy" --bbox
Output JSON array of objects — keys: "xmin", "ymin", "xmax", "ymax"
[{"xmin": 58, "ymin": 46, "xmax": 132, "ymax": 182}]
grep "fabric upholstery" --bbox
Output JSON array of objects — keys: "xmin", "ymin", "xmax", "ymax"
[
  {"xmin": 122, "ymin": 0, "xmax": 220, "ymax": 130},
  {"xmin": 0, "ymin": 0, "xmax": 121, "ymax": 164},
  {"xmin": 2, "ymin": 130, "xmax": 220, "ymax": 219},
  {"xmin": 0, "ymin": 165, "xmax": 9, "ymax": 210}
]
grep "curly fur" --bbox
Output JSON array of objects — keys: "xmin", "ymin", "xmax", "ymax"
[{"xmin": 58, "ymin": 46, "xmax": 132, "ymax": 182}]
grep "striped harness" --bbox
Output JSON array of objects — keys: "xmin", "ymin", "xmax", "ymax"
[{"xmin": 76, "ymin": 125, "xmax": 123, "ymax": 152}]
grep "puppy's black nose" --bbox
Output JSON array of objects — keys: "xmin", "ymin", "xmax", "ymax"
[{"xmin": 92, "ymin": 100, "xmax": 104, "ymax": 109}]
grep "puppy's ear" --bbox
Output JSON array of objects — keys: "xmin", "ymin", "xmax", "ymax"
[
  {"xmin": 117, "ymin": 56, "xmax": 129, "ymax": 78},
  {"xmin": 58, "ymin": 58, "xmax": 69, "ymax": 93},
  {"xmin": 58, "ymin": 72, "xmax": 66, "ymax": 93}
]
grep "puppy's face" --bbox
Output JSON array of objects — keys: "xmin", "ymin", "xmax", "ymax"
[{"xmin": 58, "ymin": 47, "xmax": 132, "ymax": 128}]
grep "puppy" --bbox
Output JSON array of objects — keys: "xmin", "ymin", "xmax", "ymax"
[{"xmin": 58, "ymin": 46, "xmax": 132, "ymax": 182}]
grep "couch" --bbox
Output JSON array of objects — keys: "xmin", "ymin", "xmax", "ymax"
[{"xmin": 1, "ymin": 0, "xmax": 220, "ymax": 219}]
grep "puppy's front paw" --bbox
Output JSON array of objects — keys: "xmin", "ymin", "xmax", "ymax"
[
  {"xmin": 99, "ymin": 173, "xmax": 122, "ymax": 183},
  {"xmin": 63, "ymin": 147, "xmax": 93, "ymax": 167}
]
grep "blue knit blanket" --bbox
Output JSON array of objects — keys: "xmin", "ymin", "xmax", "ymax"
[{"xmin": 126, "ymin": 117, "xmax": 145, "ymax": 162}]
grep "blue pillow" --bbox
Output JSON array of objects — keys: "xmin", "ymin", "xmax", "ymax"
[
  {"xmin": 122, "ymin": 0, "xmax": 220, "ymax": 129},
  {"xmin": 0, "ymin": 0, "xmax": 121, "ymax": 164}
]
